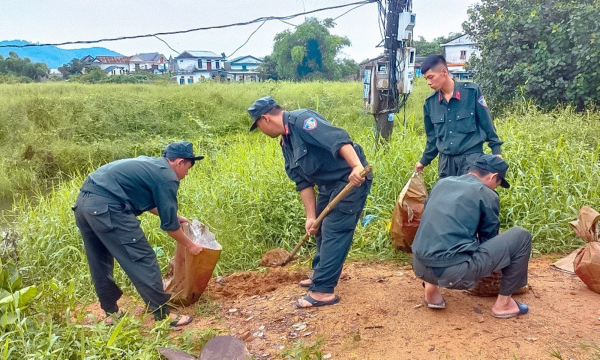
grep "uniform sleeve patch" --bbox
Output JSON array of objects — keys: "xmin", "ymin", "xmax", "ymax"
[
  {"xmin": 478, "ymin": 95, "xmax": 488, "ymax": 108},
  {"xmin": 303, "ymin": 117, "xmax": 318, "ymax": 131}
]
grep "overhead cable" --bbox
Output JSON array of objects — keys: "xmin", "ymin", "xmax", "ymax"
[{"xmin": 0, "ymin": 0, "xmax": 377, "ymax": 49}]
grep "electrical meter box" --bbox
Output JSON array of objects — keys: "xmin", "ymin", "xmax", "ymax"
[
  {"xmin": 361, "ymin": 57, "xmax": 389, "ymax": 114},
  {"xmin": 397, "ymin": 12, "xmax": 416, "ymax": 41},
  {"xmin": 397, "ymin": 47, "xmax": 416, "ymax": 94}
]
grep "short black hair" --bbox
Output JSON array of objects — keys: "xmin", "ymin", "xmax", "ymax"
[{"xmin": 421, "ymin": 55, "xmax": 447, "ymax": 74}]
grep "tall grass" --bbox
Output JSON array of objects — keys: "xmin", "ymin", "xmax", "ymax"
[{"xmin": 1, "ymin": 79, "xmax": 599, "ymax": 359}]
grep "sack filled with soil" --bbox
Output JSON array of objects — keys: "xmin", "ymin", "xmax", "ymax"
[
  {"xmin": 164, "ymin": 220, "xmax": 222, "ymax": 306},
  {"xmin": 570, "ymin": 206, "xmax": 600, "ymax": 294},
  {"xmin": 390, "ymin": 172, "xmax": 427, "ymax": 253}
]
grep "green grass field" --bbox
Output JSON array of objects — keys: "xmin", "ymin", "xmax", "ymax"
[{"xmin": 1, "ymin": 79, "xmax": 599, "ymax": 358}]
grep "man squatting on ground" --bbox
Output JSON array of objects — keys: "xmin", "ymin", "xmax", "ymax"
[
  {"xmin": 248, "ymin": 96, "xmax": 372, "ymax": 308},
  {"xmin": 73, "ymin": 141, "xmax": 204, "ymax": 327},
  {"xmin": 411, "ymin": 154, "xmax": 532, "ymax": 318},
  {"xmin": 415, "ymin": 54, "xmax": 504, "ymax": 178}
]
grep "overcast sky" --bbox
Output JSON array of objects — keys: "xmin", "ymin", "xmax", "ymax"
[{"xmin": 1, "ymin": 0, "xmax": 477, "ymax": 61}]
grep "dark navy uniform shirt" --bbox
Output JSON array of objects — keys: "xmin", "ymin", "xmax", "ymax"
[
  {"xmin": 81, "ymin": 156, "xmax": 181, "ymax": 232},
  {"xmin": 419, "ymin": 81, "xmax": 503, "ymax": 166},
  {"xmin": 412, "ymin": 174, "xmax": 501, "ymax": 268},
  {"xmin": 280, "ymin": 109, "xmax": 368, "ymax": 191}
]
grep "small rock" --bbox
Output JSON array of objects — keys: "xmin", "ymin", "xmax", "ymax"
[
  {"xmin": 524, "ymin": 337, "xmax": 539, "ymax": 342},
  {"xmin": 245, "ymin": 316, "xmax": 254, "ymax": 322},
  {"xmin": 323, "ymin": 354, "xmax": 332, "ymax": 359},
  {"xmin": 413, "ymin": 304, "xmax": 423, "ymax": 309},
  {"xmin": 215, "ymin": 276, "xmax": 226, "ymax": 285},
  {"xmin": 229, "ymin": 308, "xmax": 238, "ymax": 313}
]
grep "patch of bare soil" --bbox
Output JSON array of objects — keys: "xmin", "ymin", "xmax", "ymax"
[{"xmin": 82, "ymin": 256, "xmax": 600, "ymax": 359}]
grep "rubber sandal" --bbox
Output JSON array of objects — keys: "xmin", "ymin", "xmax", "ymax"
[
  {"xmin": 295, "ymin": 294, "xmax": 340, "ymax": 308},
  {"xmin": 104, "ymin": 311, "xmax": 124, "ymax": 326},
  {"xmin": 491, "ymin": 300, "xmax": 529, "ymax": 319},
  {"xmin": 424, "ymin": 298, "xmax": 447, "ymax": 309},
  {"xmin": 169, "ymin": 314, "xmax": 193, "ymax": 327},
  {"xmin": 299, "ymin": 279, "xmax": 313, "ymax": 288}
]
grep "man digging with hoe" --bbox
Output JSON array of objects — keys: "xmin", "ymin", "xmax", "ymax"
[{"xmin": 249, "ymin": 96, "xmax": 372, "ymax": 308}]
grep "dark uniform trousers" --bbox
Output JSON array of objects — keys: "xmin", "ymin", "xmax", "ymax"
[
  {"xmin": 309, "ymin": 178, "xmax": 372, "ymax": 294},
  {"xmin": 438, "ymin": 152, "xmax": 482, "ymax": 178},
  {"xmin": 412, "ymin": 227, "xmax": 532, "ymax": 296},
  {"xmin": 73, "ymin": 191, "xmax": 170, "ymax": 319}
]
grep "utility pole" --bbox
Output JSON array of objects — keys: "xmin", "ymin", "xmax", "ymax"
[{"xmin": 361, "ymin": 0, "xmax": 415, "ymax": 142}]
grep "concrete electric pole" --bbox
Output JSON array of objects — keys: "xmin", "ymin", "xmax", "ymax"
[{"xmin": 361, "ymin": 0, "xmax": 415, "ymax": 142}]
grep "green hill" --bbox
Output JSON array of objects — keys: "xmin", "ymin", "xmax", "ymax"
[{"xmin": 0, "ymin": 39, "xmax": 121, "ymax": 68}]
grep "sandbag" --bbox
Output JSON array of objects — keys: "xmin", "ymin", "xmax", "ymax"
[
  {"xmin": 164, "ymin": 220, "xmax": 222, "ymax": 306},
  {"xmin": 390, "ymin": 172, "xmax": 427, "ymax": 253},
  {"xmin": 570, "ymin": 206, "xmax": 600, "ymax": 294}
]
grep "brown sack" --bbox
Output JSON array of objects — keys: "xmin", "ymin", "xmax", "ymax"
[
  {"xmin": 390, "ymin": 172, "xmax": 427, "ymax": 253},
  {"xmin": 164, "ymin": 220, "xmax": 222, "ymax": 306},
  {"xmin": 570, "ymin": 206, "xmax": 600, "ymax": 294}
]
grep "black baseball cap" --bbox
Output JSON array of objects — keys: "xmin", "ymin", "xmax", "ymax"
[
  {"xmin": 162, "ymin": 141, "xmax": 204, "ymax": 162},
  {"xmin": 248, "ymin": 96, "xmax": 278, "ymax": 131},
  {"xmin": 472, "ymin": 154, "xmax": 510, "ymax": 188}
]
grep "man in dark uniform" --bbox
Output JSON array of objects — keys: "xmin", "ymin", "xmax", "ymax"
[
  {"xmin": 73, "ymin": 141, "xmax": 204, "ymax": 327},
  {"xmin": 414, "ymin": 55, "xmax": 504, "ymax": 178},
  {"xmin": 412, "ymin": 154, "xmax": 532, "ymax": 318},
  {"xmin": 248, "ymin": 96, "xmax": 372, "ymax": 308}
]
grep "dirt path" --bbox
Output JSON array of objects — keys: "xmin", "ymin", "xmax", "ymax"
[{"xmin": 86, "ymin": 255, "xmax": 600, "ymax": 359}]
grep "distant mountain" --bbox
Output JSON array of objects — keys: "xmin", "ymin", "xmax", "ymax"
[{"xmin": 0, "ymin": 40, "xmax": 122, "ymax": 69}]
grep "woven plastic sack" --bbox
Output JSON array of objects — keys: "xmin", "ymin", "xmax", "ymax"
[
  {"xmin": 570, "ymin": 206, "xmax": 600, "ymax": 294},
  {"xmin": 390, "ymin": 172, "xmax": 427, "ymax": 253},
  {"xmin": 163, "ymin": 220, "xmax": 222, "ymax": 306},
  {"xmin": 466, "ymin": 270, "xmax": 529, "ymax": 297}
]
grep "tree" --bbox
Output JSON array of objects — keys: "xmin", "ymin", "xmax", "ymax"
[
  {"xmin": 271, "ymin": 17, "xmax": 351, "ymax": 80},
  {"xmin": 58, "ymin": 58, "xmax": 87, "ymax": 79},
  {"xmin": 464, "ymin": 0, "xmax": 600, "ymax": 110},
  {"xmin": 257, "ymin": 55, "xmax": 279, "ymax": 80},
  {"xmin": 412, "ymin": 33, "xmax": 462, "ymax": 56},
  {"xmin": 334, "ymin": 58, "xmax": 360, "ymax": 80},
  {"xmin": 0, "ymin": 52, "xmax": 48, "ymax": 82}
]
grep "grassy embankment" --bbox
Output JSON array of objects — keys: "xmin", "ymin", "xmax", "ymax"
[{"xmin": 0, "ymin": 80, "xmax": 599, "ymax": 358}]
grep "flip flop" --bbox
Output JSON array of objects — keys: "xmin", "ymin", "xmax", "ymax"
[
  {"xmin": 295, "ymin": 294, "xmax": 340, "ymax": 308},
  {"xmin": 299, "ymin": 279, "xmax": 313, "ymax": 288},
  {"xmin": 424, "ymin": 298, "xmax": 447, "ymax": 309},
  {"xmin": 169, "ymin": 314, "xmax": 193, "ymax": 327},
  {"xmin": 491, "ymin": 300, "xmax": 529, "ymax": 319},
  {"xmin": 104, "ymin": 311, "xmax": 124, "ymax": 326}
]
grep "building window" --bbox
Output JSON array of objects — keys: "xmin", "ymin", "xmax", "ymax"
[
  {"xmin": 460, "ymin": 50, "xmax": 467, "ymax": 60},
  {"xmin": 198, "ymin": 59, "xmax": 203, "ymax": 69},
  {"xmin": 215, "ymin": 61, "xmax": 220, "ymax": 69},
  {"xmin": 242, "ymin": 65, "xmax": 247, "ymax": 71}
]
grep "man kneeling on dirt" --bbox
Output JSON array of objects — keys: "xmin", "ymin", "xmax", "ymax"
[
  {"xmin": 248, "ymin": 96, "xmax": 372, "ymax": 308},
  {"xmin": 73, "ymin": 141, "xmax": 204, "ymax": 327},
  {"xmin": 411, "ymin": 154, "xmax": 532, "ymax": 318}
]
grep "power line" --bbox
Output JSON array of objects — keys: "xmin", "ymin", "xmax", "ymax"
[
  {"xmin": 226, "ymin": 20, "xmax": 267, "ymax": 59},
  {"xmin": 0, "ymin": 0, "xmax": 377, "ymax": 49}
]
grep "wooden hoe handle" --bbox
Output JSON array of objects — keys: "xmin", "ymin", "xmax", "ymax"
[{"xmin": 280, "ymin": 165, "xmax": 373, "ymax": 266}]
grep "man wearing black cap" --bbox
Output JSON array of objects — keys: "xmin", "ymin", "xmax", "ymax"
[
  {"xmin": 414, "ymin": 55, "xmax": 503, "ymax": 178},
  {"xmin": 73, "ymin": 141, "xmax": 204, "ymax": 327},
  {"xmin": 411, "ymin": 154, "xmax": 532, "ymax": 318},
  {"xmin": 248, "ymin": 96, "xmax": 372, "ymax": 308}
]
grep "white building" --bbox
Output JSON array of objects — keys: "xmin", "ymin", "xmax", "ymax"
[
  {"xmin": 441, "ymin": 34, "xmax": 480, "ymax": 79},
  {"xmin": 227, "ymin": 55, "xmax": 262, "ymax": 82},
  {"xmin": 441, "ymin": 34, "xmax": 480, "ymax": 64},
  {"xmin": 172, "ymin": 50, "xmax": 225, "ymax": 84},
  {"xmin": 129, "ymin": 53, "xmax": 168, "ymax": 73}
]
